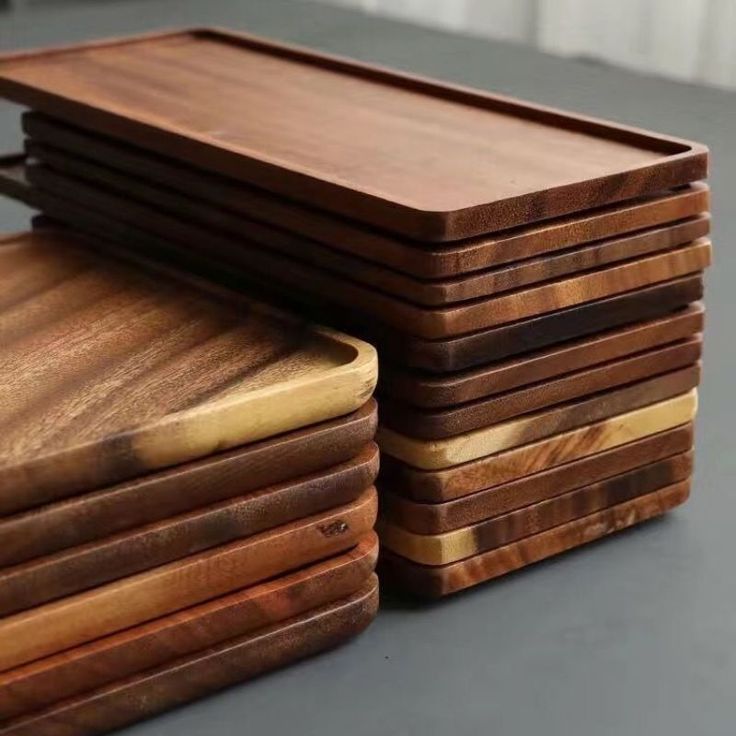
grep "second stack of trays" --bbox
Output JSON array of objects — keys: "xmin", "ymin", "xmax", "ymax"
[{"xmin": 0, "ymin": 27, "xmax": 711, "ymax": 598}]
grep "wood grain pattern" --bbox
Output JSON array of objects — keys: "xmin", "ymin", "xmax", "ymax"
[
  {"xmin": 22, "ymin": 142, "xmax": 711, "ymax": 306},
  {"xmin": 0, "ymin": 576, "xmax": 379, "ymax": 736},
  {"xmin": 0, "ymin": 230, "xmax": 377, "ymax": 513},
  {"xmin": 379, "ymin": 452, "xmax": 692, "ymax": 564},
  {"xmin": 0, "ymin": 534, "xmax": 378, "ymax": 721},
  {"xmin": 378, "ymin": 367, "xmax": 699, "ymax": 469},
  {"xmin": 0, "ymin": 445, "xmax": 378, "ymax": 616},
  {"xmin": 380, "ymin": 336, "xmax": 701, "ymax": 438},
  {"xmin": 0, "ymin": 488, "xmax": 377, "ymax": 672},
  {"xmin": 0, "ymin": 29, "xmax": 707, "ymax": 241},
  {"xmin": 379, "ymin": 304, "xmax": 704, "ymax": 407},
  {"xmin": 380, "ymin": 481, "xmax": 690, "ymax": 597},
  {"xmin": 381, "ymin": 425, "xmax": 694, "ymax": 532},
  {"xmin": 382, "ymin": 392, "xmax": 697, "ymax": 501},
  {"xmin": 22, "ymin": 113, "xmax": 711, "ymax": 278},
  {"xmin": 0, "ymin": 401, "xmax": 377, "ymax": 567},
  {"xmin": 24, "ymin": 164, "xmax": 713, "ymax": 339}
]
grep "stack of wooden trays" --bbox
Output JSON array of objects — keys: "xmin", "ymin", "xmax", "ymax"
[
  {"xmin": 0, "ymin": 28, "xmax": 711, "ymax": 600},
  {"xmin": 0, "ymin": 229, "xmax": 379, "ymax": 734}
]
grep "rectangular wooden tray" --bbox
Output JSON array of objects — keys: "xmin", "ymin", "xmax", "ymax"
[
  {"xmin": 21, "ymin": 113, "xmax": 711, "ymax": 277},
  {"xmin": 0, "ymin": 28, "xmax": 707, "ymax": 240}
]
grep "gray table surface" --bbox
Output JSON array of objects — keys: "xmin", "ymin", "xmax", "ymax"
[{"xmin": 1, "ymin": 2, "xmax": 735, "ymax": 734}]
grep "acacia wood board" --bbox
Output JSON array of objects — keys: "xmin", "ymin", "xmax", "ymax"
[
  {"xmin": 0, "ymin": 401, "xmax": 376, "ymax": 567},
  {"xmin": 380, "ymin": 335, "xmax": 701, "ymax": 438},
  {"xmin": 22, "ymin": 142, "xmax": 711, "ymax": 306},
  {"xmin": 0, "ymin": 445, "xmax": 378, "ymax": 616},
  {"xmin": 0, "ymin": 534, "xmax": 377, "ymax": 722},
  {"xmin": 20, "ymin": 112, "xmax": 711, "ymax": 277},
  {"xmin": 0, "ymin": 488, "xmax": 377, "ymax": 672},
  {"xmin": 22, "ymin": 161, "xmax": 715, "ymax": 339},
  {"xmin": 378, "ymin": 366, "xmax": 699, "ymax": 469},
  {"xmin": 0, "ymin": 576, "xmax": 379, "ymax": 736},
  {"xmin": 0, "ymin": 229, "xmax": 376, "ymax": 513},
  {"xmin": 380, "ymin": 481, "xmax": 690, "ymax": 597},
  {"xmin": 381, "ymin": 391, "xmax": 697, "ymax": 501},
  {"xmin": 382, "ymin": 424, "xmax": 694, "ymax": 532},
  {"xmin": 0, "ymin": 29, "xmax": 707, "ymax": 241},
  {"xmin": 379, "ymin": 304, "xmax": 704, "ymax": 407},
  {"xmin": 379, "ymin": 451, "xmax": 692, "ymax": 565}
]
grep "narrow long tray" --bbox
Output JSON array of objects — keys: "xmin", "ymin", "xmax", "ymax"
[{"xmin": 0, "ymin": 28, "xmax": 707, "ymax": 240}]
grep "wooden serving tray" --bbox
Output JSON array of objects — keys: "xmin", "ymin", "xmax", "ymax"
[
  {"xmin": 380, "ymin": 481, "xmax": 690, "ymax": 597},
  {"xmin": 0, "ymin": 488, "xmax": 377, "ymax": 672},
  {"xmin": 0, "ymin": 229, "xmax": 376, "ymax": 512},
  {"xmin": 0, "ymin": 401, "xmax": 376, "ymax": 566},
  {"xmin": 380, "ymin": 336, "xmax": 701, "ymax": 438},
  {"xmin": 21, "ymin": 112, "xmax": 711, "ymax": 277},
  {"xmin": 0, "ymin": 577, "xmax": 379, "ymax": 736},
  {"xmin": 0, "ymin": 534, "xmax": 377, "ymax": 721},
  {"xmin": 382, "ymin": 391, "xmax": 697, "ymax": 501},
  {"xmin": 379, "ymin": 452, "xmax": 692, "ymax": 565},
  {"xmin": 0, "ymin": 29, "xmax": 707, "ymax": 240},
  {"xmin": 23, "ymin": 141, "xmax": 711, "ymax": 306},
  {"xmin": 0, "ymin": 446, "xmax": 378, "ymax": 616},
  {"xmin": 382, "ymin": 425, "xmax": 693, "ymax": 532},
  {"xmin": 379, "ymin": 305, "xmax": 704, "ymax": 408},
  {"xmin": 23, "ymin": 161, "xmax": 714, "ymax": 339},
  {"xmin": 378, "ymin": 366, "xmax": 699, "ymax": 469}
]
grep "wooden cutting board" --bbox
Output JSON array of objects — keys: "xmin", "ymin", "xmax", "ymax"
[
  {"xmin": 0, "ymin": 446, "xmax": 378, "ymax": 616},
  {"xmin": 0, "ymin": 400, "xmax": 376, "ymax": 566},
  {"xmin": 23, "ymin": 162, "xmax": 714, "ymax": 339},
  {"xmin": 0, "ymin": 229, "xmax": 376, "ymax": 512},
  {"xmin": 382, "ymin": 391, "xmax": 697, "ymax": 501},
  {"xmin": 380, "ymin": 336, "xmax": 701, "ymax": 438},
  {"xmin": 0, "ymin": 488, "xmax": 377, "ymax": 672},
  {"xmin": 380, "ymin": 481, "xmax": 690, "ymax": 597},
  {"xmin": 379, "ymin": 452, "xmax": 692, "ymax": 565},
  {"xmin": 0, "ymin": 577, "xmax": 379, "ymax": 736},
  {"xmin": 379, "ymin": 305, "xmax": 704, "ymax": 407},
  {"xmin": 382, "ymin": 424, "xmax": 693, "ymax": 532},
  {"xmin": 21, "ymin": 112, "xmax": 711, "ymax": 277},
  {"xmin": 0, "ymin": 29, "xmax": 706, "ymax": 240},
  {"xmin": 0, "ymin": 534, "xmax": 377, "ymax": 721},
  {"xmin": 23, "ymin": 141, "xmax": 711, "ymax": 306},
  {"xmin": 378, "ymin": 366, "xmax": 699, "ymax": 469}
]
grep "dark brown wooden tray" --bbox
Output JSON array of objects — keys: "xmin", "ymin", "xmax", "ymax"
[
  {"xmin": 23, "ymin": 140, "xmax": 711, "ymax": 306},
  {"xmin": 0, "ymin": 401, "xmax": 376, "ymax": 567},
  {"xmin": 0, "ymin": 446, "xmax": 378, "ymax": 616},
  {"xmin": 380, "ymin": 336, "xmax": 701, "ymax": 438},
  {"xmin": 0, "ymin": 488, "xmax": 377, "ymax": 672},
  {"xmin": 21, "ymin": 112, "xmax": 711, "ymax": 277},
  {"xmin": 0, "ymin": 29, "xmax": 707, "ymax": 241},
  {"xmin": 0, "ymin": 576, "xmax": 379, "ymax": 736},
  {"xmin": 379, "ymin": 481, "xmax": 690, "ymax": 597},
  {"xmin": 0, "ymin": 535, "xmax": 377, "ymax": 721}
]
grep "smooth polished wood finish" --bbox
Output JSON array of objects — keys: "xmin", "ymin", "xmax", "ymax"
[
  {"xmin": 379, "ymin": 452, "xmax": 692, "ymax": 564},
  {"xmin": 380, "ymin": 336, "xmax": 701, "ymax": 438},
  {"xmin": 380, "ymin": 304, "xmax": 704, "ymax": 407},
  {"xmin": 0, "ymin": 29, "xmax": 707, "ymax": 240},
  {"xmin": 0, "ymin": 401, "xmax": 377, "ymax": 568},
  {"xmin": 22, "ymin": 114, "xmax": 711, "ymax": 277},
  {"xmin": 0, "ymin": 230, "xmax": 376, "ymax": 514},
  {"xmin": 378, "ymin": 367, "xmax": 699, "ymax": 469},
  {"xmin": 0, "ymin": 446, "xmax": 378, "ymax": 616},
  {"xmin": 380, "ymin": 481, "xmax": 690, "ymax": 597},
  {"xmin": 0, "ymin": 535, "xmax": 378, "ymax": 721},
  {"xmin": 22, "ymin": 142, "xmax": 711, "ymax": 306},
  {"xmin": 0, "ymin": 488, "xmax": 377, "ymax": 672},
  {"xmin": 0, "ymin": 577, "xmax": 379, "ymax": 736},
  {"xmin": 382, "ymin": 425, "xmax": 694, "ymax": 532}
]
